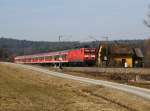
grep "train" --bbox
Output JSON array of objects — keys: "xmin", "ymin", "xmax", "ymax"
[{"xmin": 14, "ymin": 48, "xmax": 96, "ymax": 66}]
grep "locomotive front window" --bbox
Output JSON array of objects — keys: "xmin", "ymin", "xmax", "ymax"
[
  {"xmin": 90, "ymin": 49, "xmax": 96, "ymax": 54},
  {"xmin": 84, "ymin": 49, "xmax": 95, "ymax": 54},
  {"xmin": 84, "ymin": 49, "xmax": 90, "ymax": 54}
]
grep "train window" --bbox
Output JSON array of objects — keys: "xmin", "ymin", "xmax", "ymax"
[
  {"xmin": 52, "ymin": 56, "xmax": 54, "ymax": 60},
  {"xmin": 85, "ymin": 49, "xmax": 95, "ymax": 54},
  {"xmin": 84, "ymin": 49, "xmax": 90, "ymax": 54},
  {"xmin": 84, "ymin": 49, "xmax": 90, "ymax": 52},
  {"xmin": 33, "ymin": 57, "xmax": 37, "ymax": 61},
  {"xmin": 45, "ymin": 56, "xmax": 52, "ymax": 60},
  {"xmin": 90, "ymin": 49, "xmax": 96, "ymax": 54},
  {"xmin": 49, "ymin": 56, "xmax": 52, "ymax": 60},
  {"xmin": 91, "ymin": 49, "xmax": 95, "ymax": 52},
  {"xmin": 46, "ymin": 57, "xmax": 48, "ymax": 60},
  {"xmin": 39, "ymin": 57, "xmax": 44, "ymax": 60},
  {"xmin": 62, "ymin": 54, "xmax": 67, "ymax": 58},
  {"xmin": 54, "ymin": 55, "xmax": 59, "ymax": 60}
]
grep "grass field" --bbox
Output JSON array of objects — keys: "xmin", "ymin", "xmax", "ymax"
[
  {"xmin": 0, "ymin": 63, "xmax": 150, "ymax": 111},
  {"xmin": 56, "ymin": 69, "xmax": 150, "ymax": 89}
]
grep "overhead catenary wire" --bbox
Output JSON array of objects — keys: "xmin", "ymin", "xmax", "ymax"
[
  {"xmin": 86, "ymin": 32, "xmax": 150, "ymax": 41},
  {"xmin": 55, "ymin": 32, "xmax": 150, "ymax": 42}
]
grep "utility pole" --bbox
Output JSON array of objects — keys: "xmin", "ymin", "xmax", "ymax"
[
  {"xmin": 88, "ymin": 35, "xmax": 109, "ymax": 67},
  {"xmin": 59, "ymin": 35, "xmax": 62, "ymax": 69},
  {"xmin": 103, "ymin": 36, "xmax": 109, "ymax": 67}
]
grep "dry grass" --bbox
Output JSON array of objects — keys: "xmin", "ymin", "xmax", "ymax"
[
  {"xmin": 57, "ymin": 69, "xmax": 150, "ymax": 89},
  {"xmin": 0, "ymin": 63, "xmax": 150, "ymax": 111}
]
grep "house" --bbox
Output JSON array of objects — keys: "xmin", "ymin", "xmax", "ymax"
[
  {"xmin": 133, "ymin": 48, "xmax": 144, "ymax": 67},
  {"xmin": 97, "ymin": 44, "xmax": 144, "ymax": 68},
  {"xmin": 109, "ymin": 44, "xmax": 133, "ymax": 67}
]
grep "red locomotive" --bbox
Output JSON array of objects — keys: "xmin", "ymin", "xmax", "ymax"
[{"xmin": 14, "ymin": 48, "xmax": 96, "ymax": 66}]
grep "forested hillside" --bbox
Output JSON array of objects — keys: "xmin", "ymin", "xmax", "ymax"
[
  {"xmin": 0, "ymin": 37, "xmax": 146, "ymax": 61},
  {"xmin": 0, "ymin": 38, "xmax": 99, "ymax": 55}
]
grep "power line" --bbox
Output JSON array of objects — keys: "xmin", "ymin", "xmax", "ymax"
[{"xmin": 79, "ymin": 32, "xmax": 150, "ymax": 41}]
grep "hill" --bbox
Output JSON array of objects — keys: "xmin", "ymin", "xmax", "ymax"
[{"xmin": 0, "ymin": 38, "xmax": 100, "ymax": 55}]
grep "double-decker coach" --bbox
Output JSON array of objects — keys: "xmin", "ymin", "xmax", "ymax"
[{"xmin": 14, "ymin": 48, "xmax": 96, "ymax": 66}]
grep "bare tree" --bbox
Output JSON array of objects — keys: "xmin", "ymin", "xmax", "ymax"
[
  {"xmin": 143, "ymin": 5, "xmax": 150, "ymax": 67},
  {"xmin": 144, "ymin": 39, "xmax": 150, "ymax": 67},
  {"xmin": 144, "ymin": 5, "xmax": 150, "ymax": 28}
]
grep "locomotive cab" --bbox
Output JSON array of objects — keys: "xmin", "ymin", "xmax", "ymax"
[{"xmin": 83, "ymin": 48, "xmax": 96, "ymax": 66}]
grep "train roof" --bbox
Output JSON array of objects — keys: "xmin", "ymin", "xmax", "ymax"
[
  {"xmin": 15, "ymin": 47, "xmax": 96, "ymax": 59},
  {"xmin": 15, "ymin": 50, "xmax": 69, "ymax": 59}
]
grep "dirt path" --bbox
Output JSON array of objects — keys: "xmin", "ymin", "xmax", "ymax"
[{"xmin": 0, "ymin": 63, "xmax": 150, "ymax": 111}]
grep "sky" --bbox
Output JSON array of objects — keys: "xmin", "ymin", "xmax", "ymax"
[{"xmin": 0, "ymin": 0, "xmax": 150, "ymax": 41}]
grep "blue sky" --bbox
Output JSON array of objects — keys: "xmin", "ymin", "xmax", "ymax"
[{"xmin": 0, "ymin": 0, "xmax": 150, "ymax": 41}]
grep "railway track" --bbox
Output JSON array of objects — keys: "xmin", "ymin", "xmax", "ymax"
[{"xmin": 3, "ymin": 62, "xmax": 150, "ymax": 101}]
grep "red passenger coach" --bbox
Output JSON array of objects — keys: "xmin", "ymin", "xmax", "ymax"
[{"xmin": 14, "ymin": 48, "xmax": 96, "ymax": 66}]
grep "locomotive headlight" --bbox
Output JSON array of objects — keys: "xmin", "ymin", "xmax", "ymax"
[
  {"xmin": 91, "ymin": 55, "xmax": 95, "ymax": 57},
  {"xmin": 84, "ymin": 55, "xmax": 89, "ymax": 57}
]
